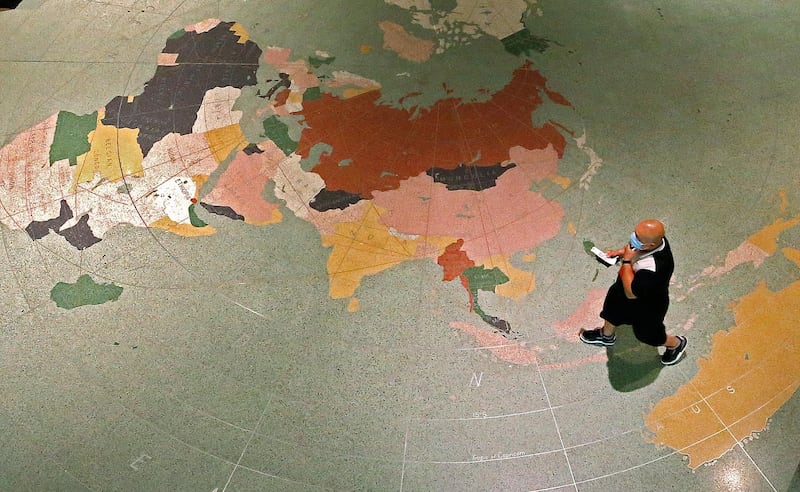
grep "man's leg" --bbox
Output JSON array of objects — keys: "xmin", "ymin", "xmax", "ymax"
[
  {"xmin": 581, "ymin": 284, "xmax": 627, "ymax": 346},
  {"xmin": 664, "ymin": 335, "xmax": 681, "ymax": 349}
]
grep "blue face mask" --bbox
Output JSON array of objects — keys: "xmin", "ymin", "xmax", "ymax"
[{"xmin": 629, "ymin": 232, "xmax": 644, "ymax": 250}]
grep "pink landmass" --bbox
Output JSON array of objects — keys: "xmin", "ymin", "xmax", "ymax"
[
  {"xmin": 262, "ymin": 47, "xmax": 319, "ymax": 90},
  {"xmin": 0, "ymin": 114, "xmax": 64, "ymax": 228},
  {"xmin": 202, "ymin": 141, "xmax": 284, "ymax": 225},
  {"xmin": 450, "ymin": 321, "xmax": 539, "ymax": 365},
  {"xmin": 372, "ymin": 145, "xmax": 563, "ymax": 263},
  {"xmin": 378, "ymin": 21, "xmax": 434, "ymax": 62},
  {"xmin": 552, "ymin": 288, "xmax": 607, "ymax": 342},
  {"xmin": 451, "ymin": 321, "xmax": 608, "ymax": 368}
]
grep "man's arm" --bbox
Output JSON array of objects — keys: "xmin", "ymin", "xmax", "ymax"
[{"xmin": 618, "ymin": 243, "xmax": 638, "ymax": 299}]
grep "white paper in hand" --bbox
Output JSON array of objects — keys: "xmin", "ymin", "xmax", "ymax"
[{"xmin": 591, "ymin": 246, "xmax": 618, "ymax": 267}]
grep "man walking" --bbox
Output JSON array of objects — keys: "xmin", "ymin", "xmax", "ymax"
[{"xmin": 580, "ymin": 219, "xmax": 687, "ymax": 365}]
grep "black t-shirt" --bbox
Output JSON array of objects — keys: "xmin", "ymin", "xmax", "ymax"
[{"xmin": 629, "ymin": 237, "xmax": 674, "ymax": 314}]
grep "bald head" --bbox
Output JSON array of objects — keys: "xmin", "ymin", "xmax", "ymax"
[{"xmin": 634, "ymin": 219, "xmax": 665, "ymax": 250}]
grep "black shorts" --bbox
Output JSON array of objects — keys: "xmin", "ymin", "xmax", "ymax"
[{"xmin": 600, "ymin": 282, "xmax": 668, "ymax": 347}]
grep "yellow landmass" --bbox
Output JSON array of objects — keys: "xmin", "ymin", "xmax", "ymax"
[
  {"xmin": 783, "ymin": 247, "xmax": 800, "ymax": 267},
  {"xmin": 645, "ymin": 278, "xmax": 800, "ymax": 468},
  {"xmin": 747, "ymin": 216, "xmax": 800, "ymax": 254},
  {"xmin": 343, "ymin": 86, "xmax": 381, "ymax": 99},
  {"xmin": 192, "ymin": 174, "xmax": 209, "ymax": 193},
  {"xmin": 230, "ymin": 22, "xmax": 249, "ymax": 43},
  {"xmin": 347, "ymin": 297, "xmax": 360, "ymax": 313},
  {"xmin": 72, "ymin": 116, "xmax": 144, "ymax": 191},
  {"xmin": 149, "ymin": 216, "xmax": 216, "ymax": 237},
  {"xmin": 205, "ymin": 124, "xmax": 247, "ymax": 163},
  {"xmin": 549, "ymin": 175, "xmax": 571, "ymax": 189},
  {"xmin": 483, "ymin": 254, "xmax": 534, "ymax": 300},
  {"xmin": 323, "ymin": 204, "xmax": 452, "ymax": 299}
]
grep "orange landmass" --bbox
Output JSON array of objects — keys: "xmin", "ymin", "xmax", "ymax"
[
  {"xmin": 322, "ymin": 203, "xmax": 453, "ymax": 298},
  {"xmin": 645, "ymin": 278, "xmax": 800, "ymax": 468},
  {"xmin": 747, "ymin": 216, "xmax": 800, "ymax": 254},
  {"xmin": 438, "ymin": 239, "xmax": 474, "ymax": 281},
  {"xmin": 149, "ymin": 216, "xmax": 216, "ymax": 237},
  {"xmin": 295, "ymin": 62, "xmax": 569, "ymax": 197}
]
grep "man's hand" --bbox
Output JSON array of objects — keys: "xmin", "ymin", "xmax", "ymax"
[
  {"xmin": 621, "ymin": 243, "xmax": 639, "ymax": 263},
  {"xmin": 606, "ymin": 247, "xmax": 626, "ymax": 258}
]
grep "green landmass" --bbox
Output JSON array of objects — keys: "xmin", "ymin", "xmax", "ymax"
[
  {"xmin": 304, "ymin": 86, "xmax": 322, "ymax": 101},
  {"xmin": 168, "ymin": 28, "xmax": 186, "ymax": 40},
  {"xmin": 49, "ymin": 110, "xmax": 98, "ymax": 166},
  {"xmin": 50, "ymin": 274, "xmax": 123, "ymax": 309},
  {"xmin": 463, "ymin": 265, "xmax": 509, "ymax": 293},
  {"xmin": 261, "ymin": 115, "xmax": 298, "ymax": 156},
  {"xmin": 188, "ymin": 203, "xmax": 207, "ymax": 227},
  {"xmin": 501, "ymin": 28, "xmax": 552, "ymax": 56},
  {"xmin": 462, "ymin": 266, "xmax": 512, "ymax": 333},
  {"xmin": 308, "ymin": 55, "xmax": 335, "ymax": 68}
]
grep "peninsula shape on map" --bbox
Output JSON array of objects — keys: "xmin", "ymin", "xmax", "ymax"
[{"xmin": 0, "ymin": 18, "xmax": 571, "ymax": 337}]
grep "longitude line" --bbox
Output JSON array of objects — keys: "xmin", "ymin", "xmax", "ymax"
[
  {"xmin": 223, "ymin": 402, "xmax": 271, "ymax": 492},
  {"xmin": 533, "ymin": 359, "xmax": 578, "ymax": 491},
  {"xmin": 676, "ymin": 365, "xmax": 778, "ymax": 491}
]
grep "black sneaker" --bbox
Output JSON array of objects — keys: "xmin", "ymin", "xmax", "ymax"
[
  {"xmin": 661, "ymin": 336, "xmax": 687, "ymax": 365},
  {"xmin": 579, "ymin": 328, "xmax": 616, "ymax": 346}
]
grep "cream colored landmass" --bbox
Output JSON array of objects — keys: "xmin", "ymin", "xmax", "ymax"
[
  {"xmin": 385, "ymin": 0, "xmax": 532, "ymax": 41},
  {"xmin": 193, "ymin": 87, "xmax": 244, "ymax": 133},
  {"xmin": 645, "ymin": 221, "xmax": 800, "ymax": 469},
  {"xmin": 327, "ymin": 71, "xmax": 381, "ymax": 99},
  {"xmin": 185, "ymin": 18, "xmax": 221, "ymax": 33}
]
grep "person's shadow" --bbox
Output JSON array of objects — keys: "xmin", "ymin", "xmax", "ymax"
[{"xmin": 605, "ymin": 327, "xmax": 664, "ymax": 392}]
